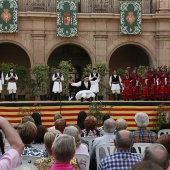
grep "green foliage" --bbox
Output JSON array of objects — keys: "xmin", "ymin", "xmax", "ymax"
[
  {"xmin": 82, "ymin": 64, "xmax": 92, "ymax": 79},
  {"xmin": 18, "ymin": 106, "xmax": 41, "ymax": 116},
  {"xmin": 153, "ymin": 104, "xmax": 168, "ymax": 131},
  {"xmin": 28, "ymin": 79, "xmax": 37, "ymax": 97},
  {"xmin": 31, "ymin": 64, "xmax": 50, "ymax": 96},
  {"xmin": 117, "ymin": 68, "xmax": 124, "ymax": 77},
  {"xmin": 59, "ymin": 60, "xmax": 73, "ymax": 95},
  {"xmin": 15, "ymin": 66, "xmax": 28, "ymax": 94},
  {"xmin": 137, "ymin": 65, "xmax": 146, "ymax": 78}
]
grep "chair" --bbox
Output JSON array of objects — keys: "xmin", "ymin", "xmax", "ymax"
[
  {"xmin": 81, "ymin": 137, "xmax": 96, "ymax": 154},
  {"xmin": 96, "ymin": 143, "xmax": 116, "ymax": 168},
  {"xmin": 74, "ymin": 153, "xmax": 90, "ymax": 170},
  {"xmin": 20, "ymin": 155, "xmax": 40, "ymax": 164},
  {"xmin": 158, "ymin": 129, "xmax": 170, "ymax": 138},
  {"xmin": 132, "ymin": 143, "xmax": 151, "ymax": 155}
]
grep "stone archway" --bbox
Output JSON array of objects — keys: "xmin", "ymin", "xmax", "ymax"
[
  {"xmin": 0, "ymin": 42, "xmax": 31, "ymax": 68},
  {"xmin": 109, "ymin": 44, "xmax": 150, "ymax": 73}
]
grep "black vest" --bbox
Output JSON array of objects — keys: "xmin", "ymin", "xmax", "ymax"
[
  {"xmin": 8, "ymin": 72, "xmax": 16, "ymax": 81},
  {"xmin": 81, "ymin": 81, "xmax": 91, "ymax": 90},
  {"xmin": 91, "ymin": 73, "xmax": 98, "ymax": 81},
  {"xmin": 112, "ymin": 75, "xmax": 119, "ymax": 83},
  {"xmin": 0, "ymin": 70, "xmax": 2, "ymax": 78},
  {"xmin": 55, "ymin": 73, "xmax": 62, "ymax": 79}
]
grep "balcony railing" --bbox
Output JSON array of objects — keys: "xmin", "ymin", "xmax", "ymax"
[{"xmin": 18, "ymin": 0, "xmax": 157, "ymax": 14}]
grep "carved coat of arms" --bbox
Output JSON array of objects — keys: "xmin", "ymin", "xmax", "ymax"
[
  {"xmin": 126, "ymin": 12, "xmax": 136, "ymax": 25},
  {"xmin": 63, "ymin": 12, "xmax": 71, "ymax": 26},
  {"xmin": 1, "ymin": 9, "xmax": 12, "ymax": 23}
]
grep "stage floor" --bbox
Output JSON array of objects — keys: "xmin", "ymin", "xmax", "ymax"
[{"xmin": 0, "ymin": 100, "xmax": 169, "ymax": 130}]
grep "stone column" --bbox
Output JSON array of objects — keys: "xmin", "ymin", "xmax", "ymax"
[{"xmin": 157, "ymin": 0, "xmax": 170, "ymax": 13}]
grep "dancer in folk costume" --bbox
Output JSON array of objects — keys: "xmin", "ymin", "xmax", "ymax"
[
  {"xmin": 149, "ymin": 67, "xmax": 156, "ymax": 100},
  {"xmin": 167, "ymin": 69, "xmax": 170, "ymax": 100},
  {"xmin": 131, "ymin": 68, "xmax": 141, "ymax": 100},
  {"xmin": 155, "ymin": 67, "xmax": 161, "ymax": 100},
  {"xmin": 5, "ymin": 67, "xmax": 18, "ymax": 101},
  {"xmin": 71, "ymin": 75, "xmax": 100, "ymax": 102},
  {"xmin": 109, "ymin": 69, "xmax": 122, "ymax": 101},
  {"xmin": 158, "ymin": 66, "xmax": 168, "ymax": 100},
  {"xmin": 89, "ymin": 68, "xmax": 100, "ymax": 101},
  {"xmin": 52, "ymin": 67, "xmax": 64, "ymax": 101},
  {"xmin": 121, "ymin": 67, "xmax": 133, "ymax": 100},
  {"xmin": 0, "ymin": 70, "xmax": 4, "ymax": 101},
  {"xmin": 139, "ymin": 67, "xmax": 151, "ymax": 100}
]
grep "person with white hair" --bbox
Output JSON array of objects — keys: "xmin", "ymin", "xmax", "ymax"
[
  {"xmin": 143, "ymin": 143, "xmax": 170, "ymax": 170},
  {"xmin": 132, "ymin": 112, "xmax": 157, "ymax": 143},
  {"xmin": 13, "ymin": 164, "xmax": 38, "ymax": 170},
  {"xmin": 90, "ymin": 118, "xmax": 117, "ymax": 170},
  {"xmin": 116, "ymin": 118, "xmax": 128, "ymax": 131}
]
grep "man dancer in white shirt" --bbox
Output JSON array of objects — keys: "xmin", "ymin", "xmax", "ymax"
[
  {"xmin": 5, "ymin": 68, "xmax": 18, "ymax": 101},
  {"xmin": 109, "ymin": 69, "xmax": 122, "ymax": 101},
  {"xmin": 89, "ymin": 68, "xmax": 100, "ymax": 101},
  {"xmin": 71, "ymin": 75, "xmax": 100, "ymax": 102},
  {"xmin": 52, "ymin": 67, "xmax": 64, "ymax": 101},
  {"xmin": 0, "ymin": 70, "xmax": 4, "ymax": 101}
]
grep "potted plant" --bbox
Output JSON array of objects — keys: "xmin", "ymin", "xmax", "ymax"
[
  {"xmin": 31, "ymin": 63, "xmax": 50, "ymax": 100},
  {"xmin": 82, "ymin": 64, "xmax": 92, "ymax": 78},
  {"xmin": 95, "ymin": 62, "xmax": 108, "ymax": 100},
  {"xmin": 27, "ymin": 78, "xmax": 37, "ymax": 101},
  {"xmin": 15, "ymin": 66, "xmax": 28, "ymax": 101},
  {"xmin": 59, "ymin": 60, "xmax": 73, "ymax": 100}
]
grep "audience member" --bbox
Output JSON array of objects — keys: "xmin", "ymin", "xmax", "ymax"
[
  {"xmin": 116, "ymin": 118, "xmax": 128, "ymax": 131},
  {"xmin": 34, "ymin": 130, "xmax": 61, "ymax": 169},
  {"xmin": 17, "ymin": 121, "xmax": 47, "ymax": 157},
  {"xmin": 77, "ymin": 111, "xmax": 87, "ymax": 130},
  {"xmin": 97, "ymin": 114, "xmax": 110, "ymax": 133},
  {"xmin": 32, "ymin": 112, "xmax": 42, "ymax": 126},
  {"xmin": 143, "ymin": 143, "xmax": 169, "ymax": 170},
  {"xmin": 50, "ymin": 134, "xmax": 79, "ymax": 170},
  {"xmin": 155, "ymin": 134, "xmax": 170, "ymax": 156},
  {"xmin": 0, "ymin": 130, "xmax": 5, "ymax": 158},
  {"xmin": 0, "ymin": 116, "xmax": 24, "ymax": 170},
  {"xmin": 55, "ymin": 118, "xmax": 66, "ymax": 133},
  {"xmin": 98, "ymin": 130, "xmax": 141, "ymax": 170},
  {"xmin": 64, "ymin": 126, "xmax": 89, "ymax": 170},
  {"xmin": 13, "ymin": 164, "xmax": 38, "ymax": 170},
  {"xmin": 48, "ymin": 113, "xmax": 62, "ymax": 131},
  {"xmin": 20, "ymin": 116, "xmax": 35, "ymax": 124},
  {"xmin": 132, "ymin": 112, "xmax": 157, "ymax": 143},
  {"xmin": 90, "ymin": 118, "xmax": 117, "ymax": 170},
  {"xmin": 160, "ymin": 112, "xmax": 170, "ymax": 130},
  {"xmin": 34, "ymin": 125, "xmax": 47, "ymax": 144},
  {"xmin": 131, "ymin": 160, "xmax": 163, "ymax": 170},
  {"xmin": 81, "ymin": 116, "xmax": 100, "ymax": 137}
]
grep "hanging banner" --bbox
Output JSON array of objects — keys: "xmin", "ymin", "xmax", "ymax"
[
  {"xmin": 120, "ymin": 0, "xmax": 142, "ymax": 35},
  {"xmin": 56, "ymin": 0, "xmax": 78, "ymax": 37},
  {"xmin": 0, "ymin": 0, "xmax": 18, "ymax": 33}
]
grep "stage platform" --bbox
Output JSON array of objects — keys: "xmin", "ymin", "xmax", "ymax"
[{"xmin": 0, "ymin": 101, "xmax": 169, "ymax": 130}]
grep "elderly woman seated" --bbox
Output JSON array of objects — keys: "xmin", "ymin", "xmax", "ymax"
[
  {"xmin": 50, "ymin": 134, "xmax": 80, "ymax": 170},
  {"xmin": 81, "ymin": 116, "xmax": 100, "ymax": 137},
  {"xmin": 17, "ymin": 121, "xmax": 47, "ymax": 157},
  {"xmin": 64, "ymin": 126, "xmax": 89, "ymax": 170},
  {"xmin": 55, "ymin": 118, "xmax": 66, "ymax": 134},
  {"xmin": 116, "ymin": 118, "xmax": 128, "ymax": 131},
  {"xmin": 34, "ymin": 130, "xmax": 79, "ymax": 170}
]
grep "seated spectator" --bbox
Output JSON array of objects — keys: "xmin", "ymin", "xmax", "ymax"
[
  {"xmin": 64, "ymin": 126, "xmax": 89, "ymax": 170},
  {"xmin": 116, "ymin": 118, "xmax": 128, "ymax": 131},
  {"xmin": 17, "ymin": 121, "xmax": 47, "ymax": 157},
  {"xmin": 97, "ymin": 114, "xmax": 110, "ymax": 134},
  {"xmin": 77, "ymin": 111, "xmax": 87, "ymax": 130},
  {"xmin": 98, "ymin": 130, "xmax": 141, "ymax": 170},
  {"xmin": 55, "ymin": 118, "xmax": 66, "ymax": 133},
  {"xmin": 0, "ymin": 130, "xmax": 5, "ymax": 158},
  {"xmin": 143, "ymin": 143, "xmax": 169, "ymax": 170},
  {"xmin": 160, "ymin": 112, "xmax": 170, "ymax": 130},
  {"xmin": 32, "ymin": 112, "xmax": 42, "ymax": 126},
  {"xmin": 34, "ymin": 125, "xmax": 47, "ymax": 144},
  {"xmin": 90, "ymin": 118, "xmax": 117, "ymax": 170},
  {"xmin": 132, "ymin": 112, "xmax": 157, "ymax": 143},
  {"xmin": 0, "ymin": 116, "xmax": 24, "ymax": 170},
  {"xmin": 50, "ymin": 134, "xmax": 79, "ymax": 170},
  {"xmin": 20, "ymin": 116, "xmax": 35, "ymax": 124},
  {"xmin": 131, "ymin": 160, "xmax": 163, "ymax": 170},
  {"xmin": 48, "ymin": 113, "xmax": 62, "ymax": 131},
  {"xmin": 155, "ymin": 134, "xmax": 170, "ymax": 156},
  {"xmin": 13, "ymin": 164, "xmax": 38, "ymax": 170},
  {"xmin": 81, "ymin": 116, "xmax": 100, "ymax": 137}
]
